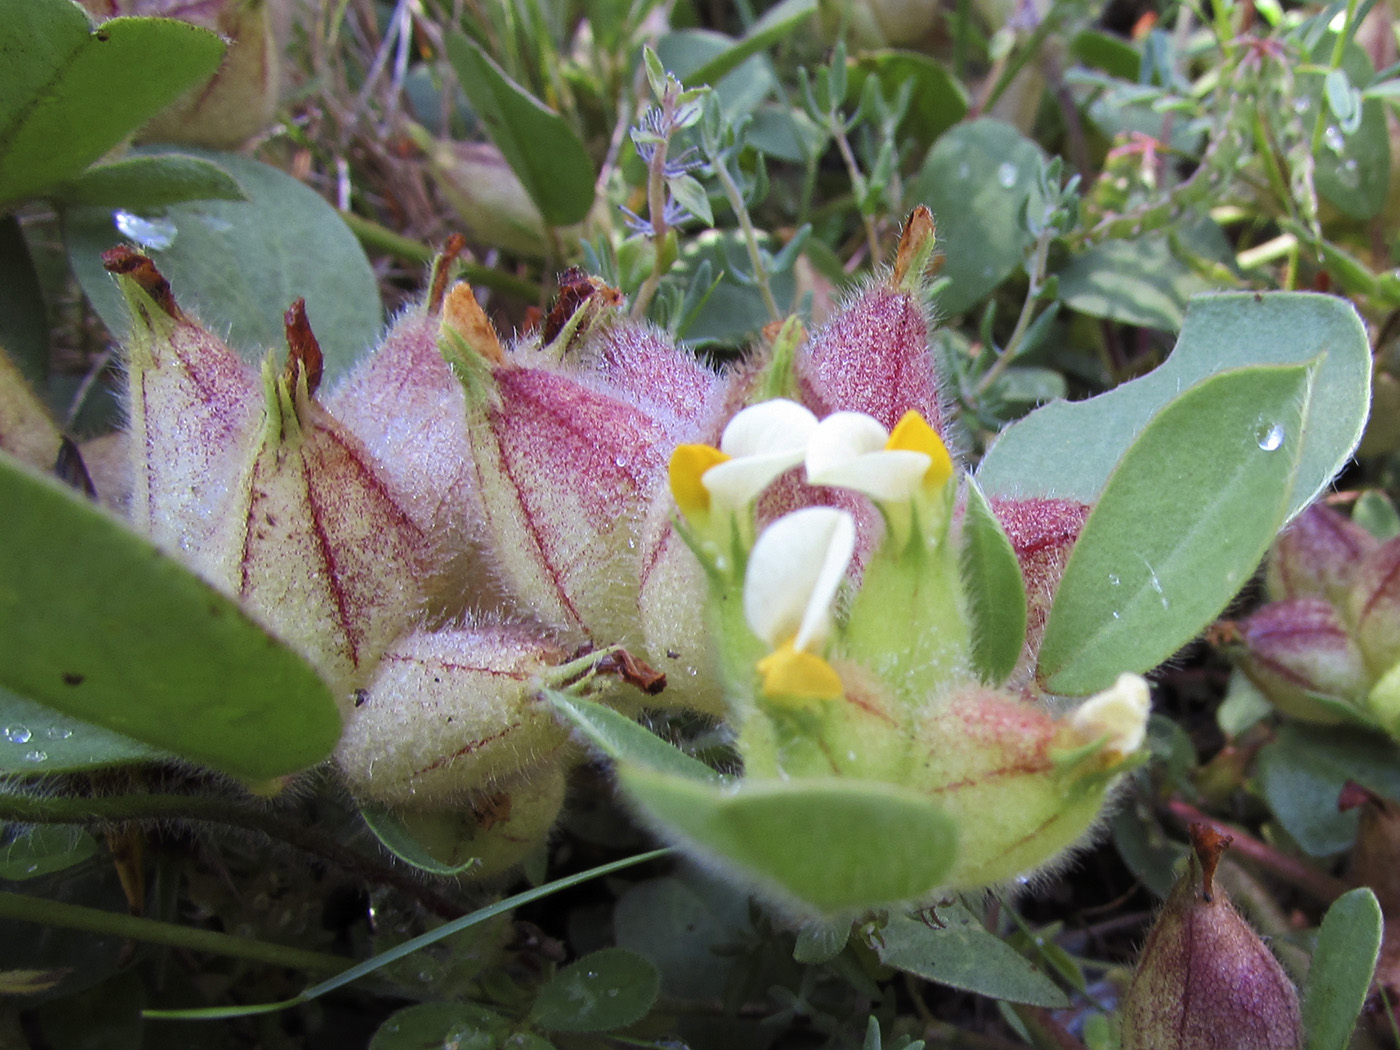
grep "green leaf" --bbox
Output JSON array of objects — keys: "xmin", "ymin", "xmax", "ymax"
[
  {"xmin": 1353, "ymin": 489, "xmax": 1400, "ymax": 540},
  {"xmin": 66, "ymin": 149, "xmax": 382, "ymax": 383},
  {"xmin": 446, "ymin": 31, "xmax": 595, "ymax": 227},
  {"xmin": 672, "ymin": 0, "xmax": 816, "ymax": 88},
  {"xmin": 0, "ymin": 453, "xmax": 341, "ymax": 781},
  {"xmin": 358, "ymin": 805, "xmax": 483, "ymax": 877},
  {"xmin": 531, "ymin": 948, "xmax": 660, "ymax": 1033},
  {"xmin": 614, "ymin": 873, "xmax": 751, "ymax": 998},
  {"xmin": 961, "ymin": 477, "xmax": 1027, "ymax": 685},
  {"xmin": 0, "ymin": 825, "xmax": 98, "ymax": 881},
  {"xmin": 849, "ymin": 52, "xmax": 968, "ymax": 150},
  {"xmin": 1038, "ymin": 363, "xmax": 1313, "ymax": 694},
  {"xmin": 1256, "ymin": 723, "xmax": 1400, "ymax": 856},
  {"xmin": 615, "ymin": 766, "xmax": 958, "ymax": 916},
  {"xmin": 1070, "ymin": 29, "xmax": 1141, "ymax": 81},
  {"xmin": 545, "ymin": 690, "xmax": 722, "ymax": 783},
  {"xmin": 909, "ymin": 120, "xmax": 1048, "ymax": 316},
  {"xmin": 1302, "ymin": 888, "xmax": 1383, "ymax": 1050},
  {"xmin": 0, "ymin": 686, "xmax": 166, "ymax": 774},
  {"xmin": 1310, "ymin": 36, "xmax": 1391, "ymax": 220},
  {"xmin": 56, "ymin": 153, "xmax": 245, "ymax": 209},
  {"xmin": 0, "ymin": 215, "xmax": 50, "ymax": 384},
  {"xmin": 977, "ymin": 293, "xmax": 1371, "ymax": 525},
  {"xmin": 0, "ymin": 0, "xmax": 225, "ymax": 207},
  {"xmin": 875, "ymin": 907, "xmax": 1071, "ymax": 1008},
  {"xmin": 1056, "ymin": 218, "xmax": 1234, "ymax": 331},
  {"xmin": 369, "ymin": 1002, "xmax": 515, "ymax": 1050}
]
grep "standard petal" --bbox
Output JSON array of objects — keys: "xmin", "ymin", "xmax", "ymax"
[
  {"xmin": 807, "ymin": 411, "xmax": 934, "ymax": 503},
  {"xmin": 719, "ymin": 398, "xmax": 818, "ymax": 459}
]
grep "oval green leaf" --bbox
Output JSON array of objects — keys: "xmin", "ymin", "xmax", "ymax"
[
  {"xmin": 446, "ymin": 32, "xmax": 595, "ymax": 227},
  {"xmin": 1301, "ymin": 887, "xmax": 1383, "ymax": 1050},
  {"xmin": 977, "ymin": 292, "xmax": 1371, "ymax": 526},
  {"xmin": 961, "ymin": 476, "xmax": 1027, "ymax": 685},
  {"xmin": 57, "ymin": 153, "xmax": 245, "ymax": 209},
  {"xmin": 0, "ymin": 686, "xmax": 166, "ymax": 774},
  {"xmin": 358, "ymin": 805, "xmax": 483, "ymax": 877},
  {"xmin": 908, "ymin": 119, "xmax": 1047, "ymax": 316},
  {"xmin": 530, "ymin": 948, "xmax": 660, "ymax": 1033},
  {"xmin": 875, "ymin": 907, "xmax": 1070, "ymax": 1008},
  {"xmin": 0, "ymin": 825, "xmax": 99, "ymax": 882},
  {"xmin": 0, "ymin": 454, "xmax": 341, "ymax": 780},
  {"xmin": 616, "ymin": 765, "xmax": 958, "ymax": 916},
  {"xmin": 545, "ymin": 690, "xmax": 722, "ymax": 783},
  {"xmin": 65, "ymin": 149, "xmax": 382, "ymax": 383},
  {"xmin": 0, "ymin": 1, "xmax": 225, "ymax": 207},
  {"xmin": 1038, "ymin": 363, "xmax": 1313, "ymax": 695}
]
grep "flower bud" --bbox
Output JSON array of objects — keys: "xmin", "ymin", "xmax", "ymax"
[
  {"xmin": 110, "ymin": 0, "xmax": 285, "ymax": 148},
  {"xmin": 1340, "ymin": 781, "xmax": 1400, "ymax": 916},
  {"xmin": 105, "ymin": 247, "xmax": 262, "ymax": 560},
  {"xmin": 1266, "ymin": 503, "xmax": 1376, "ymax": 604},
  {"xmin": 1347, "ymin": 535, "xmax": 1400, "ymax": 675},
  {"xmin": 910, "ymin": 675, "xmax": 1149, "ymax": 889},
  {"xmin": 440, "ymin": 282, "xmax": 670, "ymax": 646},
  {"xmin": 211, "ymin": 302, "xmax": 436, "ymax": 707},
  {"xmin": 410, "ymin": 129, "xmax": 559, "ymax": 260},
  {"xmin": 326, "ymin": 261, "xmax": 496, "ymax": 618},
  {"xmin": 1237, "ymin": 597, "xmax": 1371, "ymax": 723},
  {"xmin": 794, "ymin": 208, "xmax": 944, "ymax": 435},
  {"xmin": 1121, "ymin": 824, "xmax": 1302, "ymax": 1050},
  {"xmin": 0, "ymin": 349, "xmax": 60, "ymax": 471},
  {"xmin": 335, "ymin": 625, "xmax": 575, "ymax": 807},
  {"xmin": 393, "ymin": 760, "xmax": 569, "ymax": 880},
  {"xmin": 991, "ymin": 497, "xmax": 1090, "ymax": 675}
]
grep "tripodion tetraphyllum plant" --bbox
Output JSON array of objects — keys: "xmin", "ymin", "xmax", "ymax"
[{"xmin": 14, "ymin": 204, "xmax": 1366, "ymax": 922}]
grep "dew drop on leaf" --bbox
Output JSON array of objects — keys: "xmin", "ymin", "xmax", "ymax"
[
  {"xmin": 1256, "ymin": 422, "xmax": 1285, "ymax": 451},
  {"xmin": 997, "ymin": 162, "xmax": 1018, "ymax": 188},
  {"xmin": 3, "ymin": 725, "xmax": 31, "ymax": 744},
  {"xmin": 114, "ymin": 210, "xmax": 178, "ymax": 250}
]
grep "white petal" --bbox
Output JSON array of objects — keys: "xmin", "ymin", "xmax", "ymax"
[
  {"xmin": 744, "ymin": 507, "xmax": 857, "ymax": 651},
  {"xmin": 703, "ymin": 453, "xmax": 801, "ymax": 510},
  {"xmin": 1070, "ymin": 673, "xmax": 1151, "ymax": 759},
  {"xmin": 720, "ymin": 399, "xmax": 818, "ymax": 459},
  {"xmin": 807, "ymin": 412, "xmax": 931, "ymax": 502}
]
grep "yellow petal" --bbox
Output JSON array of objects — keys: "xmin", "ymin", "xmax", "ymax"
[
  {"xmin": 669, "ymin": 444, "xmax": 730, "ymax": 520},
  {"xmin": 756, "ymin": 641, "xmax": 844, "ymax": 705},
  {"xmin": 887, "ymin": 411, "xmax": 952, "ymax": 490}
]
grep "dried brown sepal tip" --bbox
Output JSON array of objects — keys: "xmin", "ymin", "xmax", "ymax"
[
  {"xmin": 282, "ymin": 298, "xmax": 324, "ymax": 397},
  {"xmin": 541, "ymin": 267, "xmax": 623, "ymax": 352},
  {"xmin": 1189, "ymin": 822, "xmax": 1232, "ymax": 901},
  {"xmin": 427, "ymin": 233, "xmax": 469, "ymax": 316},
  {"xmin": 101, "ymin": 246, "xmax": 183, "ymax": 321},
  {"xmin": 442, "ymin": 282, "xmax": 506, "ymax": 366},
  {"xmin": 892, "ymin": 206, "xmax": 939, "ymax": 291}
]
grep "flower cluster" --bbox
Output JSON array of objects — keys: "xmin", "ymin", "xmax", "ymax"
[
  {"xmin": 1233, "ymin": 502, "xmax": 1400, "ymax": 739},
  {"xmin": 69, "ymin": 208, "xmax": 1145, "ymax": 895}
]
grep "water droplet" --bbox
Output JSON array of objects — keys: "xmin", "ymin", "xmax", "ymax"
[
  {"xmin": 3, "ymin": 725, "xmax": 31, "ymax": 744},
  {"xmin": 1294, "ymin": 97, "xmax": 1312, "ymax": 114},
  {"xmin": 1257, "ymin": 422, "xmax": 1285, "ymax": 451},
  {"xmin": 614, "ymin": 455, "xmax": 627, "ymax": 467},
  {"xmin": 45, "ymin": 726, "xmax": 73, "ymax": 740},
  {"xmin": 1107, "ymin": 573, "xmax": 1120, "ymax": 586},
  {"xmin": 1111, "ymin": 610, "xmax": 1121, "ymax": 620},
  {"xmin": 997, "ymin": 162, "xmax": 1018, "ymax": 188},
  {"xmin": 23, "ymin": 750, "xmax": 47, "ymax": 763},
  {"xmin": 1324, "ymin": 125, "xmax": 1345, "ymax": 153},
  {"xmin": 956, "ymin": 161, "xmax": 971, "ymax": 180},
  {"xmin": 114, "ymin": 210, "xmax": 178, "ymax": 250}
]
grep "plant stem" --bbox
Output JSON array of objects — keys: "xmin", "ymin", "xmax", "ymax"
[
  {"xmin": 0, "ymin": 892, "xmax": 348, "ymax": 973},
  {"xmin": 1310, "ymin": 0, "xmax": 1363, "ymax": 156},
  {"xmin": 975, "ymin": 220, "xmax": 1055, "ymax": 397},
  {"xmin": 0, "ymin": 792, "xmax": 467, "ymax": 918},
  {"xmin": 829, "ymin": 119, "xmax": 881, "ymax": 265},
  {"xmin": 711, "ymin": 156, "xmax": 781, "ymax": 322}
]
